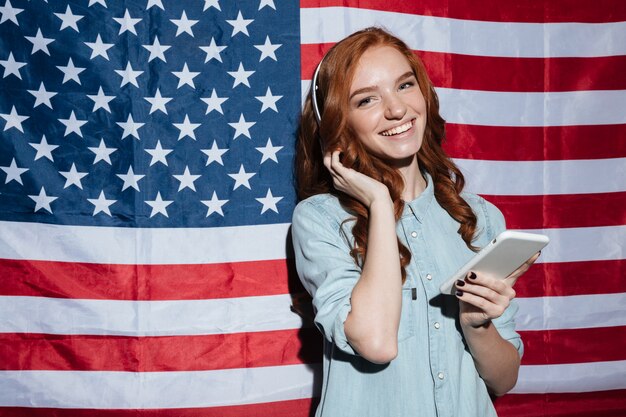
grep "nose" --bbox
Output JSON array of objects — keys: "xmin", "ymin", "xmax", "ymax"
[{"xmin": 384, "ymin": 93, "xmax": 407, "ymax": 120}]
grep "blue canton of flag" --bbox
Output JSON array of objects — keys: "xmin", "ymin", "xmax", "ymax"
[{"xmin": 0, "ymin": 0, "xmax": 300, "ymax": 228}]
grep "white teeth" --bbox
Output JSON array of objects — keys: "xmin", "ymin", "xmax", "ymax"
[{"xmin": 381, "ymin": 120, "xmax": 413, "ymax": 136}]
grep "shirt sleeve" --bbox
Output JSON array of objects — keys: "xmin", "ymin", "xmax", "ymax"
[
  {"xmin": 291, "ymin": 199, "xmax": 361, "ymax": 355},
  {"xmin": 479, "ymin": 198, "xmax": 525, "ymax": 358}
]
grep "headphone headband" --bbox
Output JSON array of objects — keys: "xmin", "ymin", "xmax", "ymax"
[{"xmin": 311, "ymin": 57, "xmax": 324, "ymax": 124}]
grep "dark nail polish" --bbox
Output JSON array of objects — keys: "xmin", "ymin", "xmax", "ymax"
[
  {"xmin": 456, "ymin": 279, "xmax": 465, "ymax": 287},
  {"xmin": 455, "ymin": 290, "xmax": 464, "ymax": 297},
  {"xmin": 469, "ymin": 272, "xmax": 477, "ymax": 280}
]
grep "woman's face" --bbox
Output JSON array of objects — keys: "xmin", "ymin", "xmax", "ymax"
[{"xmin": 346, "ymin": 46, "xmax": 427, "ymax": 166}]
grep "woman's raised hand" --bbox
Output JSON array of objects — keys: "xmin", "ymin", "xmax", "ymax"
[
  {"xmin": 455, "ymin": 252, "xmax": 541, "ymax": 328},
  {"xmin": 323, "ymin": 150, "xmax": 391, "ymax": 207}
]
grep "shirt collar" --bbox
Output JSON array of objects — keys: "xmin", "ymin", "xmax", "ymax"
[{"xmin": 402, "ymin": 172, "xmax": 434, "ymax": 222}]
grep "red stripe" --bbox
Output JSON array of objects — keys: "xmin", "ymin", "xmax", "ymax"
[
  {"xmin": 300, "ymin": 0, "xmax": 626, "ymax": 23},
  {"xmin": 483, "ymin": 193, "xmax": 626, "ymax": 230},
  {"xmin": 512, "ymin": 260, "xmax": 625, "ymax": 298},
  {"xmin": 0, "ymin": 398, "xmax": 319, "ymax": 417},
  {"xmin": 302, "ymin": 45, "xmax": 626, "ymax": 92},
  {"xmin": 520, "ymin": 326, "xmax": 626, "ymax": 365},
  {"xmin": 0, "ymin": 258, "xmax": 303, "ymax": 300},
  {"xmin": 0, "ymin": 328, "xmax": 322, "ymax": 372},
  {"xmin": 444, "ymin": 124, "xmax": 626, "ymax": 161},
  {"xmin": 494, "ymin": 390, "xmax": 626, "ymax": 417},
  {"xmin": 1, "ymin": 258, "xmax": 623, "ymax": 301}
]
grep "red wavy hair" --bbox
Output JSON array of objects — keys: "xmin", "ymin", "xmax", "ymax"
[{"xmin": 295, "ymin": 27, "xmax": 478, "ymax": 281}]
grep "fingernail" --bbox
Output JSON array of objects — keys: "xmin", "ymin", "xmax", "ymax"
[
  {"xmin": 468, "ymin": 272, "xmax": 477, "ymax": 280},
  {"xmin": 455, "ymin": 290, "xmax": 464, "ymax": 297},
  {"xmin": 456, "ymin": 279, "xmax": 465, "ymax": 287}
]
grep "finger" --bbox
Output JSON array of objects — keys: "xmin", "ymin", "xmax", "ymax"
[
  {"xmin": 456, "ymin": 276, "xmax": 514, "ymax": 303},
  {"xmin": 330, "ymin": 150, "xmax": 344, "ymax": 173},
  {"xmin": 455, "ymin": 289, "xmax": 508, "ymax": 319},
  {"xmin": 323, "ymin": 152, "xmax": 332, "ymax": 172},
  {"xmin": 505, "ymin": 250, "xmax": 542, "ymax": 282}
]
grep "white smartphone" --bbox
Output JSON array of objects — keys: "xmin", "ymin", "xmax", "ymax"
[{"xmin": 439, "ymin": 230, "xmax": 549, "ymax": 295}]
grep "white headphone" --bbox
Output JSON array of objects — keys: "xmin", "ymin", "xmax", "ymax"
[{"xmin": 311, "ymin": 57, "xmax": 324, "ymax": 124}]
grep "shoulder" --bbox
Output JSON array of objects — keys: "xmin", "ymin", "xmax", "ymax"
[
  {"xmin": 461, "ymin": 191, "xmax": 506, "ymax": 242},
  {"xmin": 293, "ymin": 193, "xmax": 352, "ymax": 226}
]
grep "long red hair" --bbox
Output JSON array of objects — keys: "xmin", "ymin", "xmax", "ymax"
[{"xmin": 295, "ymin": 27, "xmax": 478, "ymax": 281}]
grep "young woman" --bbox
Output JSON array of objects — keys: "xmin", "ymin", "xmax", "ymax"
[{"xmin": 292, "ymin": 27, "xmax": 538, "ymax": 416}]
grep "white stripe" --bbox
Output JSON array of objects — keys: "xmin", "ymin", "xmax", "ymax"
[
  {"xmin": 513, "ymin": 360, "xmax": 626, "ymax": 393},
  {"xmin": 301, "ymin": 81, "xmax": 626, "ymax": 127},
  {"xmin": 300, "ymin": 7, "xmax": 626, "ymax": 58},
  {"xmin": 0, "ymin": 221, "xmax": 290, "ymax": 264},
  {"xmin": 525, "ymin": 225, "xmax": 625, "ymax": 264},
  {"xmin": 0, "ymin": 221, "xmax": 623, "ymax": 265},
  {"xmin": 3, "ymin": 291, "xmax": 625, "ymax": 336},
  {"xmin": 0, "ymin": 364, "xmax": 320, "ymax": 408},
  {"xmin": 0, "ymin": 294, "xmax": 304, "ymax": 336},
  {"xmin": 456, "ymin": 158, "xmax": 626, "ymax": 195},
  {"xmin": 516, "ymin": 293, "xmax": 626, "ymax": 331},
  {"xmin": 437, "ymin": 88, "xmax": 626, "ymax": 127}
]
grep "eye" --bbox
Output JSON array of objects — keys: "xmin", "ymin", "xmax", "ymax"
[
  {"xmin": 357, "ymin": 97, "xmax": 372, "ymax": 107},
  {"xmin": 399, "ymin": 81, "xmax": 414, "ymax": 90}
]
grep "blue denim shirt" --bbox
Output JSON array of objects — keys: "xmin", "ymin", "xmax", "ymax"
[{"xmin": 291, "ymin": 175, "xmax": 523, "ymax": 417}]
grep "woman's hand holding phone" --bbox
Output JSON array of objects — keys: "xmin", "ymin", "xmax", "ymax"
[
  {"xmin": 323, "ymin": 150, "xmax": 391, "ymax": 208},
  {"xmin": 456, "ymin": 251, "xmax": 540, "ymax": 328}
]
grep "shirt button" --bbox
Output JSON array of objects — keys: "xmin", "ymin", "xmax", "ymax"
[
  {"xmin": 410, "ymin": 231, "xmax": 418, "ymax": 238},
  {"xmin": 438, "ymin": 372, "xmax": 445, "ymax": 380},
  {"xmin": 434, "ymin": 322, "xmax": 440, "ymax": 329},
  {"xmin": 426, "ymin": 274, "xmax": 432, "ymax": 280}
]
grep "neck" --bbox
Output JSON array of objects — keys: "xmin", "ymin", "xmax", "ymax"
[{"xmin": 397, "ymin": 156, "xmax": 426, "ymax": 201}]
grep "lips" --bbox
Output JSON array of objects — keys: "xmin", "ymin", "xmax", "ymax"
[{"xmin": 380, "ymin": 119, "xmax": 414, "ymax": 136}]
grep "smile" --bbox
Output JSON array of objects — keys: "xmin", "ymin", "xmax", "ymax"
[{"xmin": 380, "ymin": 119, "xmax": 414, "ymax": 136}]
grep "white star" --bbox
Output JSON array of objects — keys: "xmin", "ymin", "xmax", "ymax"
[
  {"xmin": 59, "ymin": 163, "xmax": 88, "ymax": 189},
  {"xmin": 201, "ymin": 191, "xmax": 227, "ymax": 217},
  {"xmin": 227, "ymin": 62, "xmax": 254, "ymax": 88},
  {"xmin": 116, "ymin": 165, "xmax": 144, "ymax": 191},
  {"xmin": 173, "ymin": 115, "xmax": 200, "ymax": 140},
  {"xmin": 117, "ymin": 114, "xmax": 144, "ymax": 140},
  {"xmin": 172, "ymin": 63, "xmax": 200, "ymax": 89},
  {"xmin": 145, "ymin": 192, "xmax": 173, "ymax": 218},
  {"xmin": 142, "ymin": 36, "xmax": 170, "ymax": 62},
  {"xmin": 29, "ymin": 187, "xmax": 57, "ymax": 213},
  {"xmin": 254, "ymin": 36, "xmax": 281, "ymax": 61},
  {"xmin": 258, "ymin": 0, "xmax": 276, "ymax": 10},
  {"xmin": 228, "ymin": 113, "xmax": 255, "ymax": 140},
  {"xmin": 256, "ymin": 138, "xmax": 283, "ymax": 164},
  {"xmin": 54, "ymin": 5, "xmax": 84, "ymax": 32},
  {"xmin": 144, "ymin": 88, "xmax": 172, "ymax": 114},
  {"xmin": 30, "ymin": 135, "xmax": 59, "ymax": 162},
  {"xmin": 255, "ymin": 87, "xmax": 282, "ymax": 112},
  {"xmin": 115, "ymin": 62, "xmax": 143, "ymax": 88},
  {"xmin": 226, "ymin": 11, "xmax": 253, "ymax": 37},
  {"xmin": 56, "ymin": 57, "xmax": 85, "ymax": 84},
  {"xmin": 173, "ymin": 166, "xmax": 201, "ymax": 191},
  {"xmin": 256, "ymin": 188, "xmax": 283, "ymax": 214},
  {"xmin": 25, "ymin": 28, "xmax": 54, "ymax": 55},
  {"xmin": 87, "ymin": 86, "xmax": 115, "ymax": 113},
  {"xmin": 203, "ymin": 0, "xmax": 221, "ymax": 11},
  {"xmin": 201, "ymin": 89, "xmax": 228, "ymax": 115},
  {"xmin": 201, "ymin": 141, "xmax": 228, "ymax": 166},
  {"xmin": 1, "ymin": 158, "xmax": 28, "ymax": 185},
  {"xmin": 146, "ymin": 0, "xmax": 164, "ymax": 9},
  {"xmin": 0, "ymin": 106, "xmax": 28, "ymax": 132},
  {"xmin": 88, "ymin": 190, "xmax": 116, "ymax": 216},
  {"xmin": 88, "ymin": 0, "xmax": 107, "ymax": 6},
  {"xmin": 170, "ymin": 10, "xmax": 198, "ymax": 37},
  {"xmin": 0, "ymin": 52, "xmax": 26, "ymax": 79},
  {"xmin": 84, "ymin": 34, "xmax": 113, "ymax": 60},
  {"xmin": 113, "ymin": 9, "xmax": 141, "ymax": 35},
  {"xmin": 0, "ymin": 0, "xmax": 23, "ymax": 25},
  {"xmin": 28, "ymin": 82, "xmax": 57, "ymax": 109},
  {"xmin": 228, "ymin": 165, "xmax": 256, "ymax": 190},
  {"xmin": 88, "ymin": 138, "xmax": 116, "ymax": 165},
  {"xmin": 59, "ymin": 111, "xmax": 87, "ymax": 138},
  {"xmin": 148, "ymin": 148, "xmax": 172, "ymax": 170},
  {"xmin": 145, "ymin": 140, "xmax": 172, "ymax": 166},
  {"xmin": 199, "ymin": 37, "xmax": 226, "ymax": 63}
]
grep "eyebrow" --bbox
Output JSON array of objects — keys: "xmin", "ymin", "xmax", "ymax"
[{"xmin": 349, "ymin": 71, "xmax": 416, "ymax": 100}]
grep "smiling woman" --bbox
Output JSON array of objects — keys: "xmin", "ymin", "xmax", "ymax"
[{"xmin": 292, "ymin": 27, "xmax": 538, "ymax": 417}]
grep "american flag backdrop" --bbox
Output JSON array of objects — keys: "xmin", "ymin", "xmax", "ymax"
[{"xmin": 0, "ymin": 0, "xmax": 625, "ymax": 416}]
